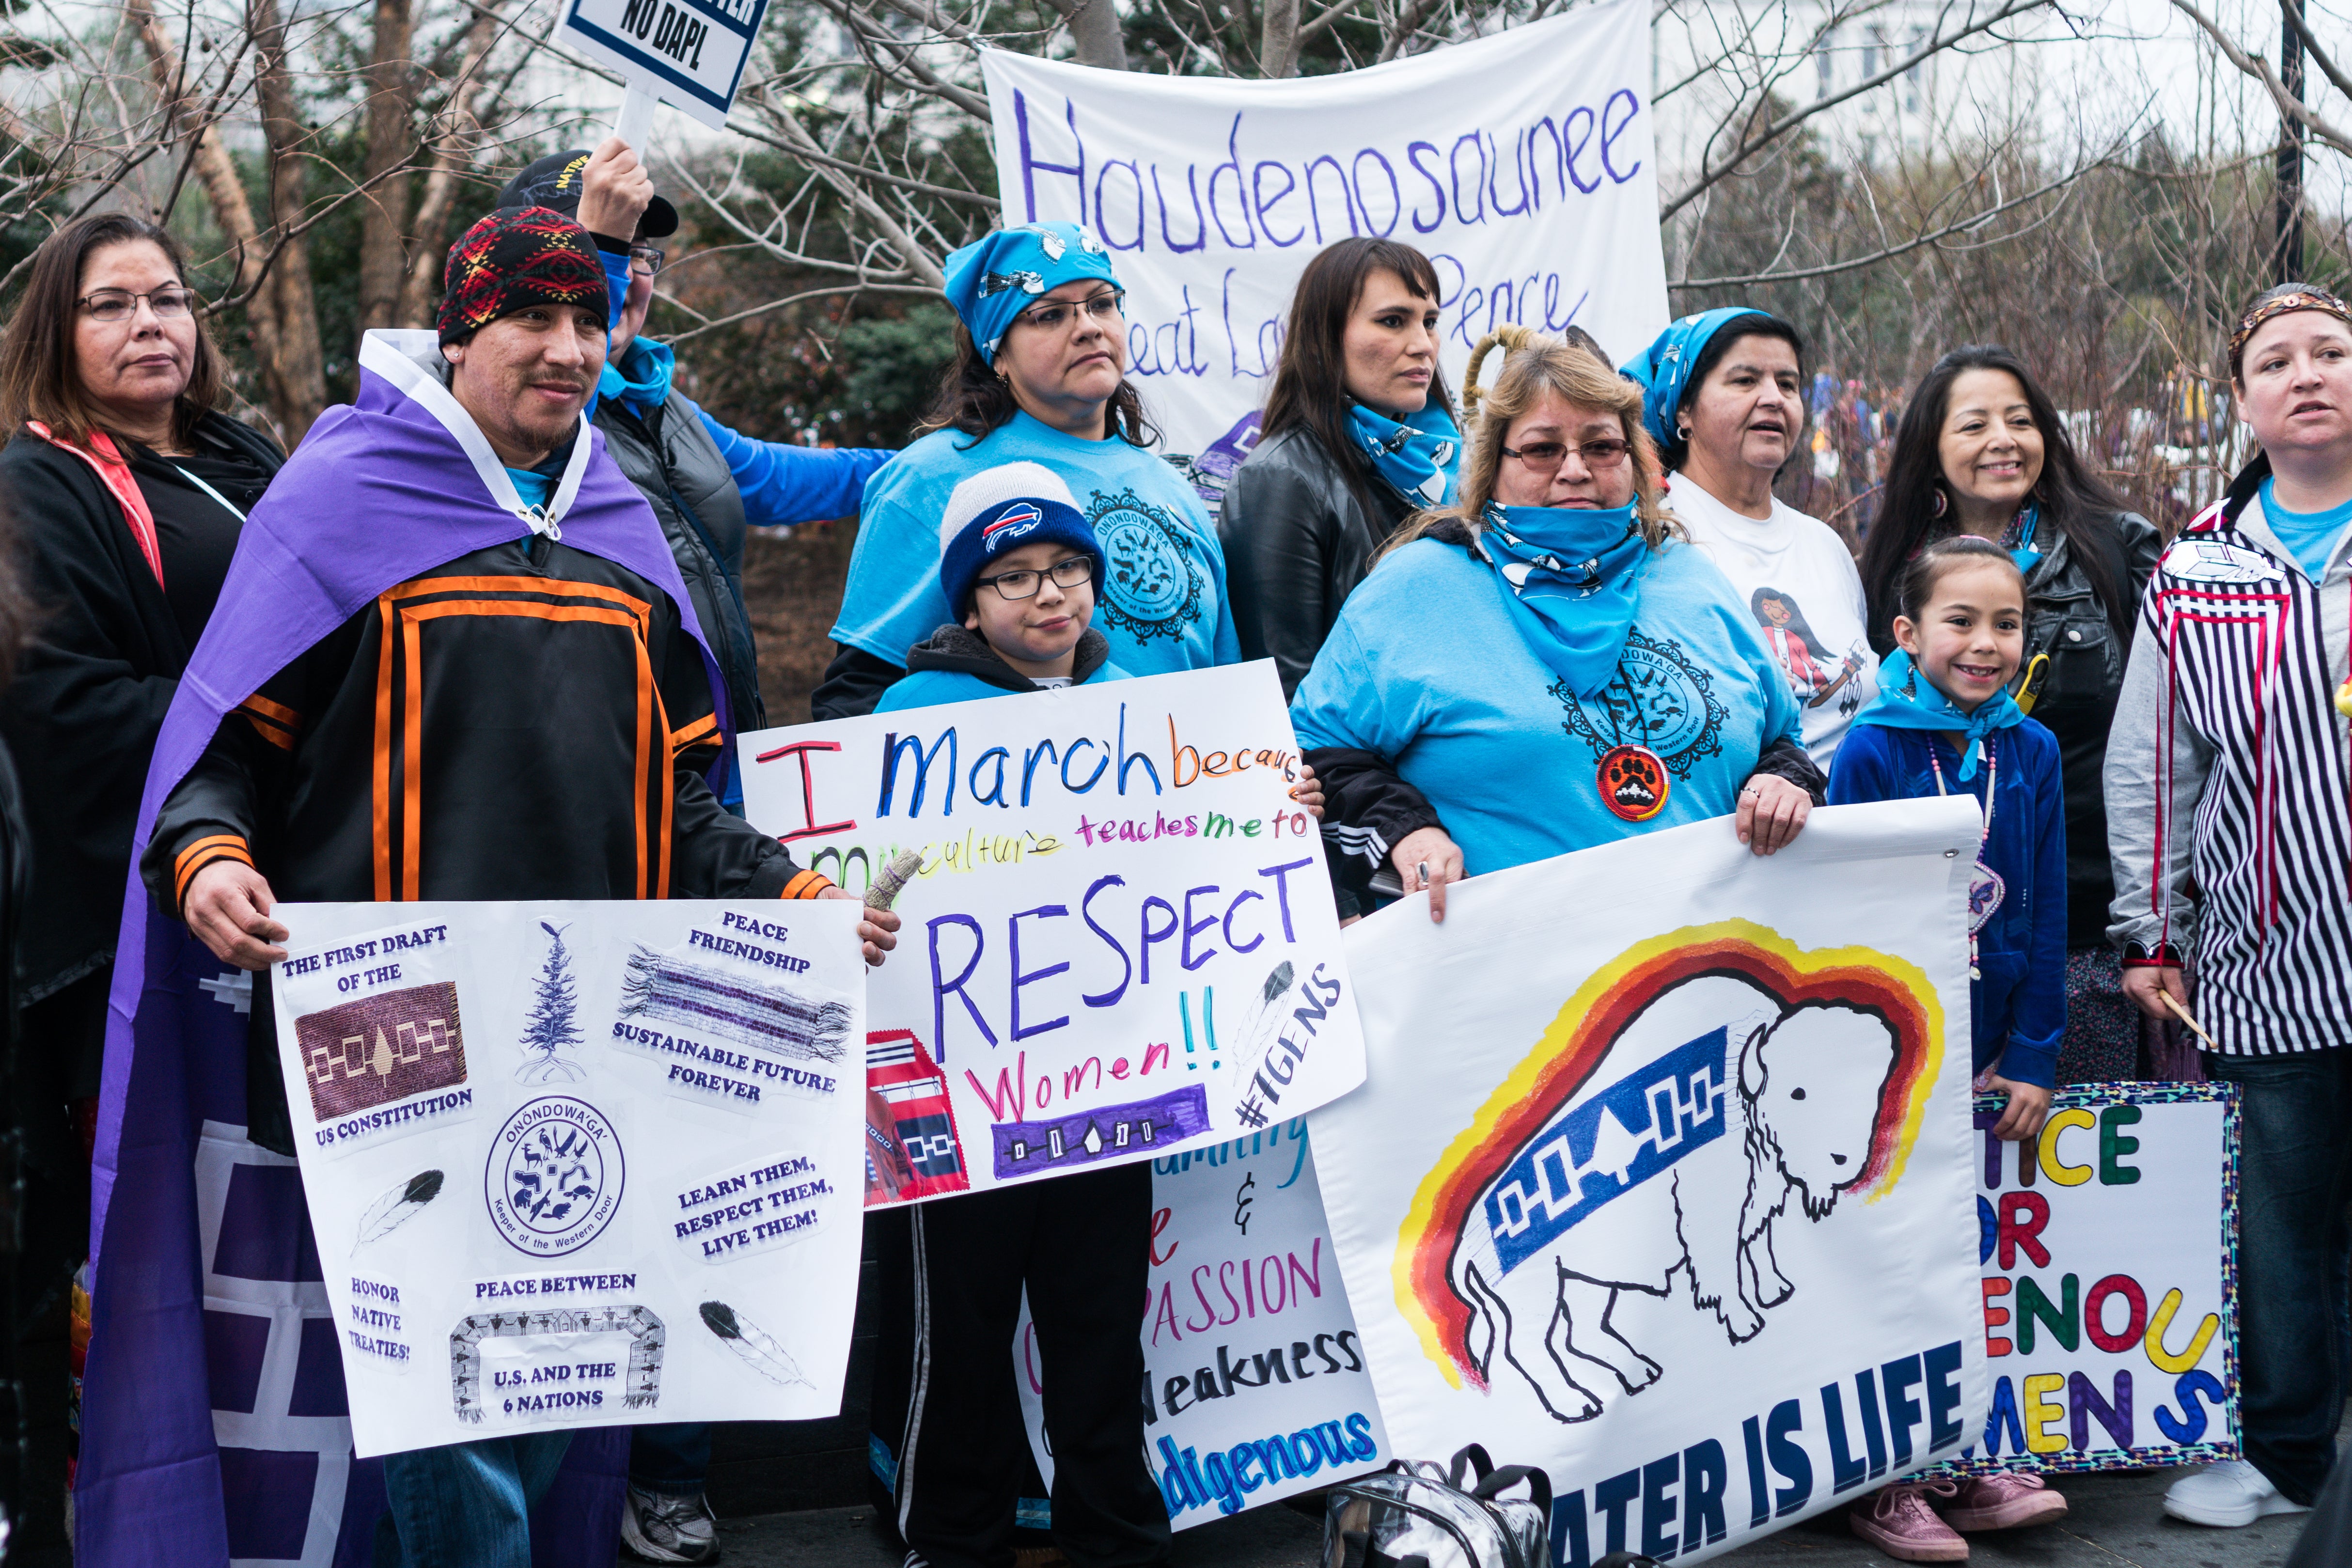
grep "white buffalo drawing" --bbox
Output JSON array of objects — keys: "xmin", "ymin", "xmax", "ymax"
[{"xmin": 1448, "ymin": 974, "xmax": 1899, "ymax": 1423}]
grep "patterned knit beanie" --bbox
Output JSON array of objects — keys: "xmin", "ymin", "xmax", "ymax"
[{"xmin": 436, "ymin": 206, "xmax": 609, "ymax": 346}]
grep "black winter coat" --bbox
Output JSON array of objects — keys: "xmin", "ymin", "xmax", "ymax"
[
  {"xmin": 1217, "ymin": 425, "xmax": 1413, "ymax": 699},
  {"xmin": 594, "ymin": 392, "xmax": 767, "ymax": 736},
  {"xmin": 0, "ymin": 413, "xmax": 283, "ymax": 1000}
]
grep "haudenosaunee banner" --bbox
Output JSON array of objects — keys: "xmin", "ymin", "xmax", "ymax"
[
  {"xmin": 1958, "ymin": 1082, "xmax": 2239, "ymax": 1474},
  {"xmin": 267, "ymin": 899, "xmax": 867, "ymax": 1458},
  {"xmin": 1309, "ymin": 800, "xmax": 1989, "ymax": 1566},
  {"xmin": 978, "ymin": 0, "xmax": 1668, "ymax": 459},
  {"xmin": 1013, "ymin": 1119, "xmax": 1390, "ymax": 1528},
  {"xmin": 738, "ymin": 662, "xmax": 1367, "ymax": 1207}
]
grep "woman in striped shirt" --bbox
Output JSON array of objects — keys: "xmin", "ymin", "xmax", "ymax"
[{"xmin": 2107, "ymin": 282, "xmax": 2352, "ymax": 1531}]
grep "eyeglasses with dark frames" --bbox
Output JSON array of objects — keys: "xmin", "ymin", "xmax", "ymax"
[
  {"xmin": 1012, "ymin": 289, "xmax": 1124, "ymax": 332},
  {"xmin": 1500, "ymin": 437, "xmax": 1633, "ymax": 471},
  {"xmin": 628, "ymin": 245, "xmax": 665, "ymax": 277},
  {"xmin": 977, "ymin": 556, "xmax": 1096, "ymax": 601},
  {"xmin": 79, "ymin": 287, "xmax": 197, "ymax": 324}
]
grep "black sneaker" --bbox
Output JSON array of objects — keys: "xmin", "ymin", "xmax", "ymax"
[{"xmin": 620, "ymin": 1483, "xmax": 720, "ymax": 1564}]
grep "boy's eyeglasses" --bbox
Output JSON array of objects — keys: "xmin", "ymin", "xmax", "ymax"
[
  {"xmin": 628, "ymin": 245, "xmax": 665, "ymax": 277},
  {"xmin": 1013, "ymin": 289, "xmax": 1124, "ymax": 333},
  {"xmin": 79, "ymin": 287, "xmax": 196, "ymax": 323},
  {"xmin": 1502, "ymin": 437, "xmax": 1632, "ymax": 471},
  {"xmin": 978, "ymin": 556, "xmax": 1095, "ymax": 601}
]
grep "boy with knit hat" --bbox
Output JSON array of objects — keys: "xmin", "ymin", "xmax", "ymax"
[{"xmin": 876, "ymin": 462, "xmax": 1130, "ymax": 711}]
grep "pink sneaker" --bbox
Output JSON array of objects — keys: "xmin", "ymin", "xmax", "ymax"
[
  {"xmin": 1849, "ymin": 1481, "xmax": 1969, "ymax": 1562},
  {"xmin": 1937, "ymin": 1470, "xmax": 2068, "ymax": 1532}
]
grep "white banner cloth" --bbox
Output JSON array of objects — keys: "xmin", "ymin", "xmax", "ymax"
[
  {"xmin": 268, "ymin": 899, "xmax": 867, "ymax": 1457},
  {"xmin": 980, "ymin": 0, "xmax": 1669, "ymax": 454},
  {"xmin": 1310, "ymin": 800, "xmax": 1988, "ymax": 1564},
  {"xmin": 738, "ymin": 662, "xmax": 1367, "ymax": 1206}
]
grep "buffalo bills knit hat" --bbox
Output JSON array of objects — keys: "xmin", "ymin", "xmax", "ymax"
[
  {"xmin": 938, "ymin": 462, "xmax": 1104, "ymax": 615},
  {"xmin": 436, "ymin": 206, "xmax": 609, "ymax": 346}
]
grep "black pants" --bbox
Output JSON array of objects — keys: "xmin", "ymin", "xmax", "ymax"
[{"xmin": 897, "ymin": 1162, "xmax": 1168, "ymax": 1568}]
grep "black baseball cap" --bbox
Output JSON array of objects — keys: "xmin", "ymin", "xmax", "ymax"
[{"xmin": 497, "ymin": 148, "xmax": 679, "ymax": 240}]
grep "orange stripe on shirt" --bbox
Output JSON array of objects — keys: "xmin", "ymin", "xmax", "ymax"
[
  {"xmin": 782, "ymin": 869, "xmax": 834, "ymax": 900},
  {"xmin": 173, "ymin": 836, "xmax": 252, "ymax": 906},
  {"xmin": 668, "ymin": 712, "xmax": 720, "ymax": 752}
]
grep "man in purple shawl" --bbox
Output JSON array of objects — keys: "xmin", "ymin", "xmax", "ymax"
[{"xmin": 76, "ymin": 206, "xmax": 898, "ymax": 1568}]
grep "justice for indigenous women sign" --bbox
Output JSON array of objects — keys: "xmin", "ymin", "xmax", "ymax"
[
  {"xmin": 268, "ymin": 900, "xmax": 866, "ymax": 1458},
  {"xmin": 1956, "ymin": 1082, "xmax": 2239, "ymax": 1474},
  {"xmin": 1014, "ymin": 1119, "xmax": 1390, "ymax": 1527},
  {"xmin": 737, "ymin": 662, "xmax": 1367, "ymax": 1206},
  {"xmin": 979, "ymin": 0, "xmax": 1668, "ymax": 457},
  {"xmin": 1310, "ymin": 799, "xmax": 1989, "ymax": 1565}
]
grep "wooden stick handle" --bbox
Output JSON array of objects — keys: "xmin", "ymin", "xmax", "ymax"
[{"xmin": 2159, "ymin": 988, "xmax": 2217, "ymax": 1050}]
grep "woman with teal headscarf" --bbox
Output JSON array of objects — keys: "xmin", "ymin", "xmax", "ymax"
[{"xmin": 1290, "ymin": 329, "xmax": 1822, "ymax": 918}]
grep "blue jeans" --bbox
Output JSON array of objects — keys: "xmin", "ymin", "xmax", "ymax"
[
  {"xmin": 630, "ymin": 1423, "xmax": 711, "ymax": 1497},
  {"xmin": 2205, "ymin": 1048, "xmax": 2352, "ymax": 1505},
  {"xmin": 375, "ymin": 1432, "xmax": 575, "ymax": 1568}
]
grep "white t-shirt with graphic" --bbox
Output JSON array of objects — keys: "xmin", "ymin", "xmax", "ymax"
[{"xmin": 1667, "ymin": 476, "xmax": 1878, "ymax": 771}]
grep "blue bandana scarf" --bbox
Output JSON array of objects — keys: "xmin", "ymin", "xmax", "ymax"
[
  {"xmin": 941, "ymin": 222, "xmax": 1119, "ymax": 364},
  {"xmin": 2002, "ymin": 504, "xmax": 2042, "ymax": 575},
  {"xmin": 1479, "ymin": 499, "xmax": 1649, "ymax": 698},
  {"xmin": 1851, "ymin": 647, "xmax": 2025, "ymax": 780},
  {"xmin": 1620, "ymin": 308, "xmax": 1754, "ymax": 449},
  {"xmin": 598, "ymin": 336, "xmax": 675, "ymax": 410},
  {"xmin": 1348, "ymin": 399, "xmax": 1461, "ymax": 509}
]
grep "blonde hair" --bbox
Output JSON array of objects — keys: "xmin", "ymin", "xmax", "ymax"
[{"xmin": 1380, "ymin": 326, "xmax": 1678, "ymax": 562}]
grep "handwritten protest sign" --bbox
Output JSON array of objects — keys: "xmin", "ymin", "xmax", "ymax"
[
  {"xmin": 1311, "ymin": 800, "xmax": 1987, "ymax": 1565},
  {"xmin": 1957, "ymin": 1083, "xmax": 2239, "ymax": 1474},
  {"xmin": 268, "ymin": 900, "xmax": 866, "ymax": 1458},
  {"xmin": 1013, "ymin": 1119, "xmax": 1388, "ymax": 1527},
  {"xmin": 737, "ymin": 662, "xmax": 1367, "ymax": 1206},
  {"xmin": 979, "ymin": 0, "xmax": 1667, "ymax": 458}
]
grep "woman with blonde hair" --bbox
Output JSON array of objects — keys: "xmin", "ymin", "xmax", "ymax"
[{"xmin": 1291, "ymin": 328, "xmax": 1822, "ymax": 918}]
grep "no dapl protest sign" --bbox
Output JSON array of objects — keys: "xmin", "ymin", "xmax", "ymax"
[
  {"xmin": 268, "ymin": 899, "xmax": 867, "ymax": 1457},
  {"xmin": 1310, "ymin": 800, "xmax": 1989, "ymax": 1565},
  {"xmin": 737, "ymin": 662, "xmax": 1368, "ymax": 1207},
  {"xmin": 560, "ymin": 0, "xmax": 768, "ymax": 128},
  {"xmin": 1957, "ymin": 1083, "xmax": 2239, "ymax": 1474},
  {"xmin": 979, "ymin": 0, "xmax": 1669, "ymax": 459}
]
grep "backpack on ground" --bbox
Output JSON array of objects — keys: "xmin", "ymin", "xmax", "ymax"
[{"xmin": 1319, "ymin": 1442, "xmax": 1550, "ymax": 1568}]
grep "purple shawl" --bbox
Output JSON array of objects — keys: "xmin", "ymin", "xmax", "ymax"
[{"xmin": 76, "ymin": 332, "xmax": 724, "ymax": 1566}]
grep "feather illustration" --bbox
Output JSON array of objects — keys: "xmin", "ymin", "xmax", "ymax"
[
  {"xmin": 1235, "ymin": 960, "xmax": 1298, "ymax": 1059},
  {"xmin": 357, "ymin": 1169, "xmax": 443, "ymax": 1245},
  {"xmin": 700, "ymin": 1300, "xmax": 811, "ymax": 1389}
]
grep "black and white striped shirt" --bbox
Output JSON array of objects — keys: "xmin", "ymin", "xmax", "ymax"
[{"xmin": 2105, "ymin": 486, "xmax": 2352, "ymax": 1053}]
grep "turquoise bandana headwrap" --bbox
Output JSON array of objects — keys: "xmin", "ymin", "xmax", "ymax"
[
  {"xmin": 1852, "ymin": 647, "xmax": 2025, "ymax": 781},
  {"xmin": 941, "ymin": 222, "xmax": 1119, "ymax": 364},
  {"xmin": 1620, "ymin": 308, "xmax": 1755, "ymax": 449},
  {"xmin": 1348, "ymin": 399, "xmax": 1460, "ymax": 509},
  {"xmin": 1480, "ymin": 499, "xmax": 1649, "ymax": 698}
]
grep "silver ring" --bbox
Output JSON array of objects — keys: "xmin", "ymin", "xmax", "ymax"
[{"xmin": 1417, "ymin": 861, "xmax": 1431, "ymax": 889}]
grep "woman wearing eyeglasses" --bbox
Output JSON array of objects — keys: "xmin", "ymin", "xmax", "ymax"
[
  {"xmin": 0, "ymin": 209, "xmax": 281, "ymax": 1552},
  {"xmin": 1292, "ymin": 329, "xmax": 1822, "ymax": 919},
  {"xmin": 815, "ymin": 222, "xmax": 1239, "ymax": 719},
  {"xmin": 1625, "ymin": 310, "xmax": 1878, "ymax": 771}
]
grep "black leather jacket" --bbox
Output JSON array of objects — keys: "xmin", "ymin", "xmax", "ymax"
[
  {"xmin": 1218, "ymin": 425, "xmax": 1414, "ymax": 698},
  {"xmin": 594, "ymin": 392, "xmax": 766, "ymax": 736},
  {"xmin": 2020, "ymin": 513, "xmax": 2164, "ymax": 947}
]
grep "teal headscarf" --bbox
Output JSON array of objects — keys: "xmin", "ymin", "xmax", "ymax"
[
  {"xmin": 1620, "ymin": 308, "xmax": 1760, "ymax": 449},
  {"xmin": 1851, "ymin": 647, "xmax": 2025, "ymax": 781},
  {"xmin": 1479, "ymin": 499, "xmax": 1649, "ymax": 698},
  {"xmin": 941, "ymin": 222, "xmax": 1119, "ymax": 364}
]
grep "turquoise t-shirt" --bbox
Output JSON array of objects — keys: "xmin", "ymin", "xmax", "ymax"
[
  {"xmin": 833, "ymin": 411, "xmax": 1240, "ymax": 676},
  {"xmin": 2258, "ymin": 477, "xmax": 2352, "ymax": 580},
  {"xmin": 873, "ymin": 658, "xmax": 1134, "ymax": 712},
  {"xmin": 1290, "ymin": 534, "xmax": 1803, "ymax": 878}
]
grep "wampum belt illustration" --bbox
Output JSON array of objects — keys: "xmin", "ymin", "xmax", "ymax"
[{"xmin": 450, "ymin": 1303, "xmax": 663, "ymax": 1422}]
